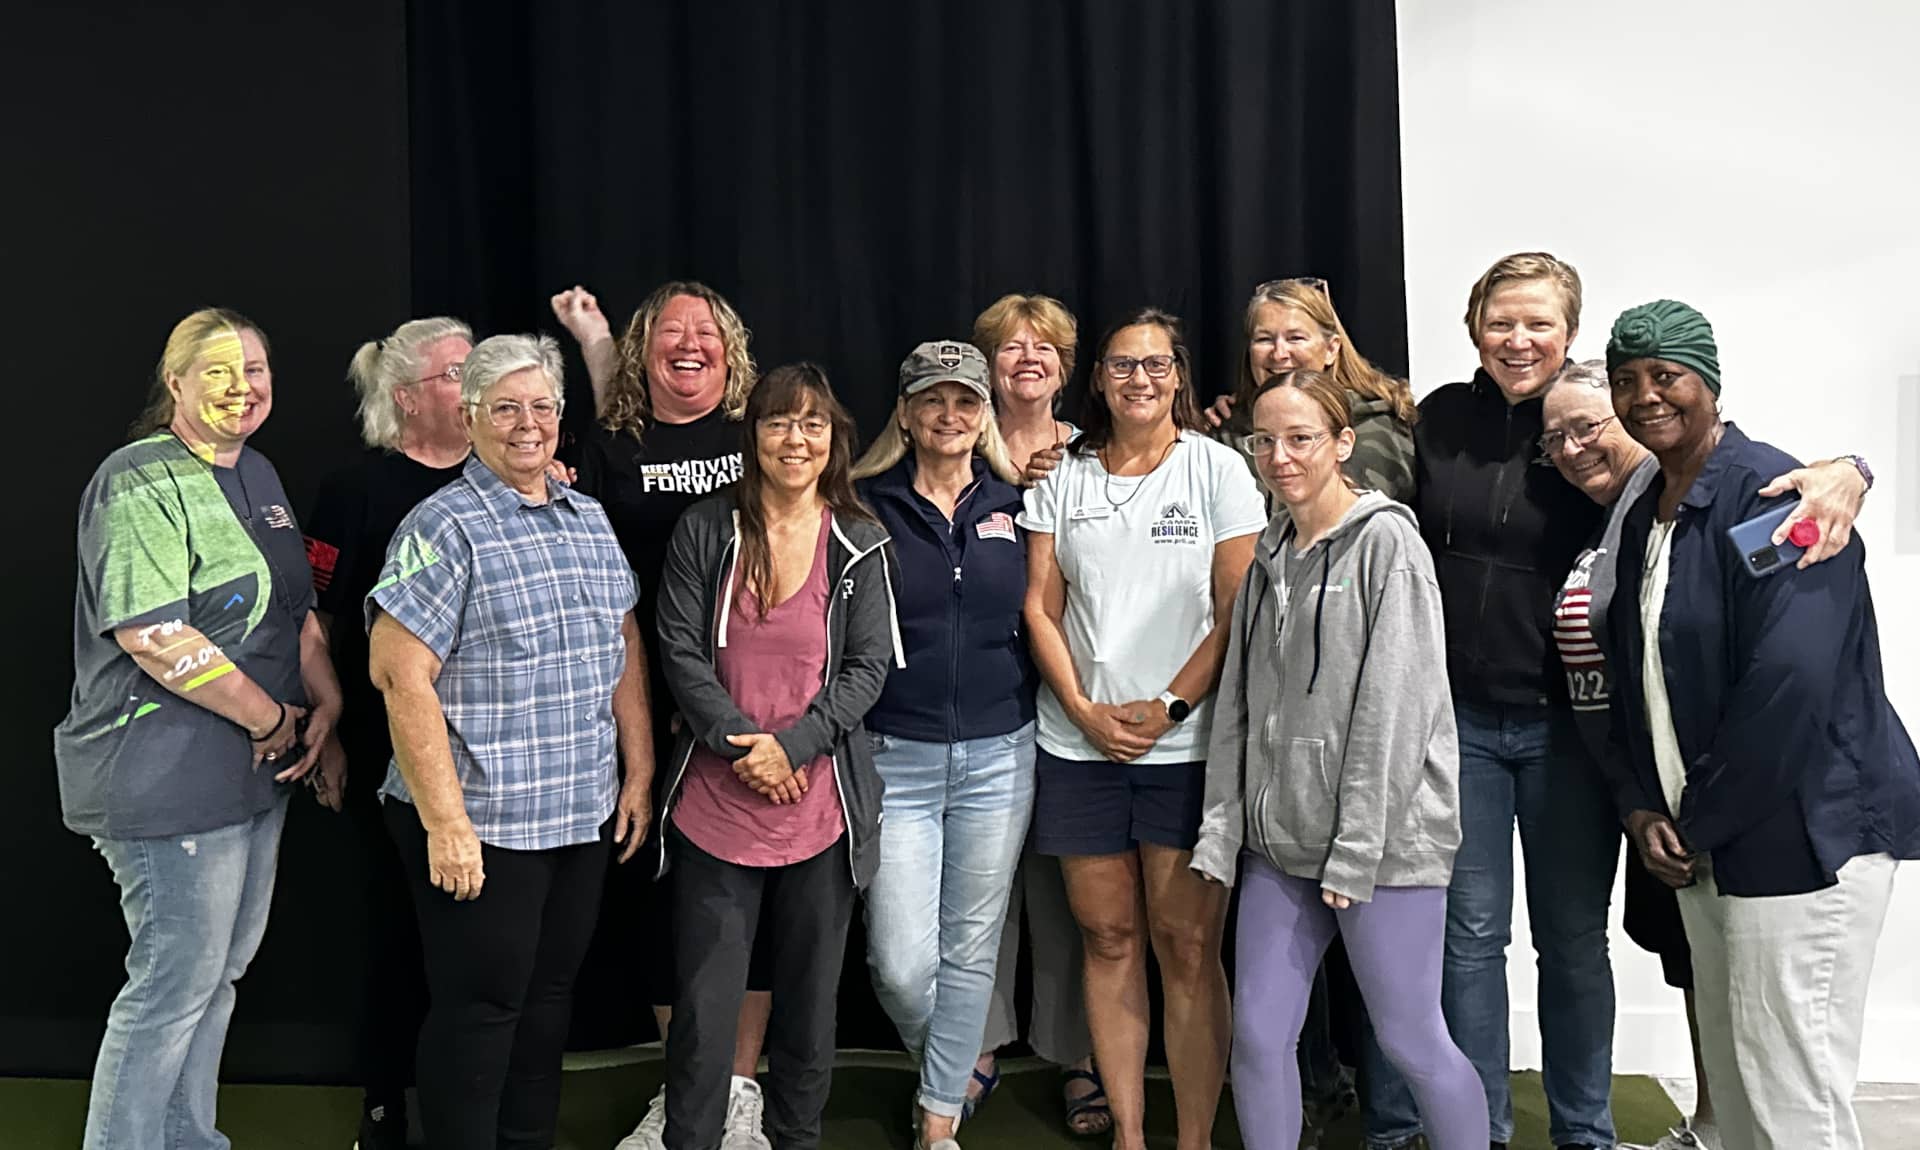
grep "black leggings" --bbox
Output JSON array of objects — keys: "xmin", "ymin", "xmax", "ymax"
[{"xmin": 386, "ymin": 800, "xmax": 611, "ymax": 1150}]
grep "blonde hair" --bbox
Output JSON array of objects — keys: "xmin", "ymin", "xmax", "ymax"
[
  {"xmin": 971, "ymin": 293, "xmax": 1079, "ymax": 390},
  {"xmin": 1235, "ymin": 279, "xmax": 1416, "ymax": 426},
  {"xmin": 128, "ymin": 308, "xmax": 269, "ymax": 440},
  {"xmin": 851, "ymin": 393, "xmax": 1021, "ymax": 483},
  {"xmin": 1463, "ymin": 251, "xmax": 1584, "ymax": 340},
  {"xmin": 605, "ymin": 281, "xmax": 756, "ymax": 437},
  {"xmin": 345, "ymin": 316, "xmax": 473, "ymax": 449}
]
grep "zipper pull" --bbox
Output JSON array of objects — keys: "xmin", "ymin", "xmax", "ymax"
[{"xmin": 952, "ymin": 565, "xmax": 963, "ymax": 591}]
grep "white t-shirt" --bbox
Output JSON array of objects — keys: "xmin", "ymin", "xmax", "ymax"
[
  {"xmin": 1018, "ymin": 430, "xmax": 1267, "ymax": 763},
  {"xmin": 1639, "ymin": 518, "xmax": 1688, "ymax": 815}
]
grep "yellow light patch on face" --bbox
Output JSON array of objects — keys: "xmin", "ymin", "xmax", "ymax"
[{"xmin": 175, "ymin": 329, "xmax": 250, "ymax": 446}]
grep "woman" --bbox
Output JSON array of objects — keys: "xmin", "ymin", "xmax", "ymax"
[
  {"xmin": 368, "ymin": 334, "xmax": 654, "ymax": 1149},
  {"xmin": 1205, "ymin": 277, "xmax": 1418, "ymax": 502},
  {"xmin": 55, "ymin": 308, "xmax": 342, "ymax": 1149},
  {"xmin": 303, "ymin": 314, "xmax": 473, "ymax": 1150},
  {"xmin": 1541, "ymin": 360, "xmax": 1868, "ymax": 1150},
  {"xmin": 1194, "ymin": 369, "xmax": 1484, "ymax": 1150},
  {"xmin": 553, "ymin": 282, "xmax": 775, "ymax": 1150},
  {"xmin": 969, "ymin": 291, "xmax": 1108, "ymax": 1135},
  {"xmin": 1019, "ymin": 308, "xmax": 1266, "ymax": 1150},
  {"xmin": 653, "ymin": 364, "xmax": 900, "ymax": 1150},
  {"xmin": 851, "ymin": 341, "xmax": 1036, "ymax": 1150},
  {"xmin": 1358, "ymin": 251, "xmax": 1620, "ymax": 1150},
  {"xmin": 1601, "ymin": 301, "xmax": 1919, "ymax": 1150}
]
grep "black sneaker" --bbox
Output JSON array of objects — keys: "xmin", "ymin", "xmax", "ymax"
[{"xmin": 356, "ymin": 1101, "xmax": 409, "ymax": 1150}]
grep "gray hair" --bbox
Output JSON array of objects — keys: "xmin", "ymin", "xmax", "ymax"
[
  {"xmin": 1552, "ymin": 358, "xmax": 1611, "ymax": 395},
  {"xmin": 461, "ymin": 333, "xmax": 566, "ymax": 410},
  {"xmin": 346, "ymin": 316, "xmax": 473, "ymax": 448}
]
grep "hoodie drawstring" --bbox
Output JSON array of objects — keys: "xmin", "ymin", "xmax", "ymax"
[{"xmin": 1307, "ymin": 542, "xmax": 1331, "ymax": 695}]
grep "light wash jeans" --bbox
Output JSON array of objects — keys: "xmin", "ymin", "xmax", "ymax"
[
  {"xmin": 84, "ymin": 796, "xmax": 290, "ymax": 1150},
  {"xmin": 1366, "ymin": 701, "xmax": 1619, "ymax": 1148},
  {"xmin": 865, "ymin": 722, "xmax": 1036, "ymax": 1118}
]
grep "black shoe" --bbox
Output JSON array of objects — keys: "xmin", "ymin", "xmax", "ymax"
[{"xmin": 356, "ymin": 1101, "xmax": 409, "ymax": 1150}]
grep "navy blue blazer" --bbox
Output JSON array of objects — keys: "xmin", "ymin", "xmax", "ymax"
[{"xmin": 1605, "ymin": 424, "xmax": 1920, "ymax": 897}]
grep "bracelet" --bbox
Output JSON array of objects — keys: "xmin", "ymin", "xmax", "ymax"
[
  {"xmin": 249, "ymin": 701, "xmax": 288, "ymax": 743},
  {"xmin": 1841, "ymin": 453, "xmax": 1874, "ymax": 492}
]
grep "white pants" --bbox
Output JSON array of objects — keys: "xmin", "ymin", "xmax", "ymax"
[{"xmin": 1676, "ymin": 852, "xmax": 1897, "ymax": 1150}]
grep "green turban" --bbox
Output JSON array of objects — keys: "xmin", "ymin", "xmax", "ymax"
[{"xmin": 1606, "ymin": 299, "xmax": 1721, "ymax": 395}]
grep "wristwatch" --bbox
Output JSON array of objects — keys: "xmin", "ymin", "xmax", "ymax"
[
  {"xmin": 1840, "ymin": 454, "xmax": 1874, "ymax": 492},
  {"xmin": 1157, "ymin": 691, "xmax": 1191, "ymax": 723}
]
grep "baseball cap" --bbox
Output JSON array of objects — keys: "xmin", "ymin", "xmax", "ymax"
[{"xmin": 899, "ymin": 341, "xmax": 992, "ymax": 401}]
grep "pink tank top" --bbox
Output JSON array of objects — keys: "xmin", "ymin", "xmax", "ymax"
[{"xmin": 672, "ymin": 507, "xmax": 846, "ymax": 867}]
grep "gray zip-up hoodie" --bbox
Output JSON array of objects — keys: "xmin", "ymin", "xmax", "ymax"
[{"xmin": 1191, "ymin": 491, "xmax": 1460, "ymax": 901}]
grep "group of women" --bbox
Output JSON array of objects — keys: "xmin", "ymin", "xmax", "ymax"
[{"xmin": 56, "ymin": 250, "xmax": 1918, "ymax": 1150}]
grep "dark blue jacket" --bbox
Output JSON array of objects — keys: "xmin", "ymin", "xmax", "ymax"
[
  {"xmin": 1606, "ymin": 424, "xmax": 1920, "ymax": 897},
  {"xmin": 857, "ymin": 456, "xmax": 1036, "ymax": 743}
]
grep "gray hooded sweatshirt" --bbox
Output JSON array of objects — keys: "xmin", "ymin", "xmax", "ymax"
[{"xmin": 1191, "ymin": 491, "xmax": 1460, "ymax": 901}]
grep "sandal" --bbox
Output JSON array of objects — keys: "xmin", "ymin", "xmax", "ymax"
[
  {"xmin": 960, "ymin": 1057, "xmax": 1000, "ymax": 1123},
  {"xmin": 1061, "ymin": 1066, "xmax": 1113, "ymax": 1138}
]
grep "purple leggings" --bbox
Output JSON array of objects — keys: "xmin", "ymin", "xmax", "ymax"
[{"xmin": 1232, "ymin": 853, "xmax": 1488, "ymax": 1150}]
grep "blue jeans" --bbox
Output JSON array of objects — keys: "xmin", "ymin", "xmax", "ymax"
[
  {"xmin": 865, "ymin": 723, "xmax": 1037, "ymax": 1118},
  {"xmin": 84, "ymin": 796, "xmax": 290, "ymax": 1150},
  {"xmin": 1365, "ymin": 702, "xmax": 1618, "ymax": 1148}
]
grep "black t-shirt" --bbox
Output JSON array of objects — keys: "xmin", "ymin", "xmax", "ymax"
[
  {"xmin": 568, "ymin": 411, "xmax": 744, "ymax": 734},
  {"xmin": 303, "ymin": 448, "xmax": 467, "ymax": 779}
]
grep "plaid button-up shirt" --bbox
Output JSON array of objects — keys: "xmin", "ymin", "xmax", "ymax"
[{"xmin": 368, "ymin": 455, "xmax": 636, "ymax": 850}]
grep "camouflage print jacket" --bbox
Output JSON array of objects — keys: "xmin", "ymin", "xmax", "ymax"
[{"xmin": 1214, "ymin": 387, "xmax": 1417, "ymax": 504}]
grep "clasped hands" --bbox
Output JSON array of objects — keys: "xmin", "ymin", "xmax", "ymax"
[
  {"xmin": 726, "ymin": 731, "xmax": 809, "ymax": 804},
  {"xmin": 1071, "ymin": 698, "xmax": 1175, "ymax": 763}
]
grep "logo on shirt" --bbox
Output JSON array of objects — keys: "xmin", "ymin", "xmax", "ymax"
[
  {"xmin": 304, "ymin": 536, "xmax": 340, "ymax": 591},
  {"xmin": 976, "ymin": 512, "xmax": 1017, "ymax": 542},
  {"xmin": 264, "ymin": 504, "xmax": 295, "ymax": 530},
  {"xmin": 1150, "ymin": 502, "xmax": 1200, "ymax": 545},
  {"xmin": 841, "ymin": 577, "xmax": 855, "ymax": 600},
  {"xmin": 640, "ymin": 454, "xmax": 743, "ymax": 495}
]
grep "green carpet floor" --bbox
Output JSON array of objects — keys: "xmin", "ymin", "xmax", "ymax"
[{"xmin": 0, "ymin": 1055, "xmax": 1680, "ymax": 1148}]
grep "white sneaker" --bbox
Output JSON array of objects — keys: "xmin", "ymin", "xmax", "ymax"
[
  {"xmin": 721, "ymin": 1076, "xmax": 772, "ymax": 1150},
  {"xmin": 615, "ymin": 1085, "xmax": 668, "ymax": 1150}
]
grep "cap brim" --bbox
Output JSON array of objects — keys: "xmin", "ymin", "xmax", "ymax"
[{"xmin": 902, "ymin": 375, "xmax": 992, "ymax": 400}]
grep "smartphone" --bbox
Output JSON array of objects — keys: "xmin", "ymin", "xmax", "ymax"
[{"xmin": 1727, "ymin": 500, "xmax": 1806, "ymax": 577}]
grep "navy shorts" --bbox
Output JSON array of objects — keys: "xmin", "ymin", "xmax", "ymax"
[{"xmin": 1032, "ymin": 747, "xmax": 1206, "ymax": 856}]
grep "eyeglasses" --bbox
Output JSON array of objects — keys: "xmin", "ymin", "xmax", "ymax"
[
  {"xmin": 471, "ymin": 398, "xmax": 562, "ymax": 428},
  {"xmin": 760, "ymin": 416, "xmax": 832, "ymax": 439},
  {"xmin": 1102, "ymin": 355, "xmax": 1175, "ymax": 381},
  {"xmin": 417, "ymin": 363, "xmax": 464, "ymax": 385},
  {"xmin": 1537, "ymin": 415, "xmax": 1616, "ymax": 458},
  {"xmin": 1256, "ymin": 276, "xmax": 1332, "ymax": 302},
  {"xmin": 1238, "ymin": 431, "xmax": 1331, "ymax": 459}
]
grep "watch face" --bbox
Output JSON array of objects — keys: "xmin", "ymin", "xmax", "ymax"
[{"xmin": 1168, "ymin": 698, "xmax": 1191, "ymax": 722}]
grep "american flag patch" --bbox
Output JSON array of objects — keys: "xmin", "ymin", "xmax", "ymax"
[{"xmin": 976, "ymin": 512, "xmax": 1016, "ymax": 542}]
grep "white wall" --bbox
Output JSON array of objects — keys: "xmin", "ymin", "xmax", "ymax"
[{"xmin": 1396, "ymin": 0, "xmax": 1920, "ymax": 1082}]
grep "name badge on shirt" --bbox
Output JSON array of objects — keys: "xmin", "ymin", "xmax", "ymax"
[
  {"xmin": 976, "ymin": 512, "xmax": 1017, "ymax": 542},
  {"xmin": 1068, "ymin": 505, "xmax": 1113, "ymax": 521}
]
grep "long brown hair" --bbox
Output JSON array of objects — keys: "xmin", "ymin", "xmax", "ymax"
[
  {"xmin": 735, "ymin": 363, "xmax": 875, "ymax": 616},
  {"xmin": 1233, "ymin": 279, "xmax": 1416, "ymax": 426},
  {"xmin": 1072, "ymin": 307, "xmax": 1205, "ymax": 455}
]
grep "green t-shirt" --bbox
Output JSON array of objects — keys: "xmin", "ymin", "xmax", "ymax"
[{"xmin": 55, "ymin": 435, "xmax": 313, "ymax": 838}]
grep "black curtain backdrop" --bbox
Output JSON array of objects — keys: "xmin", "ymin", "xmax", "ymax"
[{"xmin": 4, "ymin": 0, "xmax": 1403, "ymax": 1081}]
